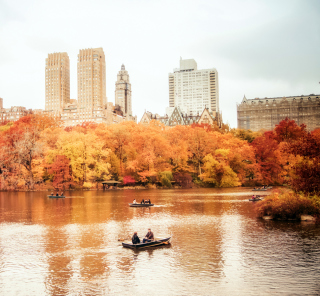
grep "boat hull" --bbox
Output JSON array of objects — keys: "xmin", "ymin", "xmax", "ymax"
[
  {"xmin": 122, "ymin": 237, "xmax": 171, "ymax": 249},
  {"xmin": 252, "ymin": 189, "xmax": 267, "ymax": 191},
  {"xmin": 129, "ymin": 203, "xmax": 154, "ymax": 207},
  {"xmin": 48, "ymin": 195, "xmax": 66, "ymax": 198},
  {"xmin": 249, "ymin": 198, "xmax": 263, "ymax": 201}
]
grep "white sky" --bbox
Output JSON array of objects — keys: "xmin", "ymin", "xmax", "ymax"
[{"xmin": 0, "ymin": 0, "xmax": 319, "ymax": 127}]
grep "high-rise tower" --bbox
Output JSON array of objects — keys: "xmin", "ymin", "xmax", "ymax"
[
  {"xmin": 168, "ymin": 58, "xmax": 219, "ymax": 116},
  {"xmin": 115, "ymin": 64, "xmax": 132, "ymax": 116},
  {"xmin": 45, "ymin": 52, "xmax": 70, "ymax": 114},
  {"xmin": 77, "ymin": 48, "xmax": 106, "ymax": 117}
]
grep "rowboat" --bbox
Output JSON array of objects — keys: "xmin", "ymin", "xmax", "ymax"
[
  {"xmin": 252, "ymin": 188, "xmax": 267, "ymax": 191},
  {"xmin": 249, "ymin": 198, "xmax": 263, "ymax": 201},
  {"xmin": 129, "ymin": 203, "xmax": 154, "ymax": 207},
  {"xmin": 122, "ymin": 237, "xmax": 171, "ymax": 249},
  {"xmin": 48, "ymin": 195, "xmax": 66, "ymax": 198}
]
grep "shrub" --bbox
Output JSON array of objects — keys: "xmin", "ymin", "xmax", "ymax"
[
  {"xmin": 123, "ymin": 175, "xmax": 136, "ymax": 185},
  {"xmin": 173, "ymin": 173, "xmax": 193, "ymax": 188},
  {"xmin": 159, "ymin": 171, "xmax": 173, "ymax": 188},
  {"xmin": 255, "ymin": 190, "xmax": 320, "ymax": 220}
]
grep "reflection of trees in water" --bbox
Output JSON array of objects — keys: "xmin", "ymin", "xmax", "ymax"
[{"xmin": 44, "ymin": 227, "xmax": 73, "ymax": 296}]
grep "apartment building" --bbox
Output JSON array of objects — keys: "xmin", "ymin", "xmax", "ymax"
[
  {"xmin": 45, "ymin": 52, "xmax": 70, "ymax": 115},
  {"xmin": 168, "ymin": 58, "xmax": 219, "ymax": 116}
]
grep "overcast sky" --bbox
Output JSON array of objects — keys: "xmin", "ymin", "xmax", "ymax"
[{"xmin": 0, "ymin": 0, "xmax": 319, "ymax": 127}]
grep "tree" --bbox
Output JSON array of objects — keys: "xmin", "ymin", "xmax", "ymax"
[
  {"xmin": 288, "ymin": 132, "xmax": 320, "ymax": 193},
  {"xmin": 274, "ymin": 117, "xmax": 306, "ymax": 143},
  {"xmin": 49, "ymin": 155, "xmax": 74, "ymax": 190},
  {"xmin": 200, "ymin": 153, "xmax": 240, "ymax": 187},
  {"xmin": 250, "ymin": 132, "xmax": 283, "ymax": 184}
]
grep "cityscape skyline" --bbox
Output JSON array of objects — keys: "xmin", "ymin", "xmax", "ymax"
[{"xmin": 0, "ymin": 0, "xmax": 319, "ymax": 128}]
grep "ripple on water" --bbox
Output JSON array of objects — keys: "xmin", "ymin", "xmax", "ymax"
[{"xmin": 0, "ymin": 188, "xmax": 319, "ymax": 295}]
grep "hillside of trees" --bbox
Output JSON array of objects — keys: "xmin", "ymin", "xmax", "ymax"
[{"xmin": 0, "ymin": 114, "xmax": 319, "ymax": 193}]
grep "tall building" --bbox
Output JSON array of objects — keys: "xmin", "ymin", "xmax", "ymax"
[
  {"xmin": 237, "ymin": 94, "xmax": 320, "ymax": 131},
  {"xmin": 168, "ymin": 58, "xmax": 219, "ymax": 116},
  {"xmin": 115, "ymin": 64, "xmax": 132, "ymax": 116},
  {"xmin": 45, "ymin": 52, "xmax": 70, "ymax": 114},
  {"xmin": 77, "ymin": 48, "xmax": 106, "ymax": 112}
]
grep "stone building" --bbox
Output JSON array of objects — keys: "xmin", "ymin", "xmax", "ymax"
[
  {"xmin": 237, "ymin": 94, "xmax": 320, "ymax": 131},
  {"xmin": 139, "ymin": 106, "xmax": 221, "ymax": 127},
  {"xmin": 168, "ymin": 58, "xmax": 219, "ymax": 116},
  {"xmin": 115, "ymin": 64, "xmax": 132, "ymax": 117}
]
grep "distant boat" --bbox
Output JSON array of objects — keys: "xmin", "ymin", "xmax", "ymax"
[
  {"xmin": 252, "ymin": 188, "xmax": 267, "ymax": 191},
  {"xmin": 48, "ymin": 195, "xmax": 65, "ymax": 199},
  {"xmin": 122, "ymin": 237, "xmax": 171, "ymax": 249},
  {"xmin": 249, "ymin": 197, "xmax": 263, "ymax": 201},
  {"xmin": 129, "ymin": 203, "xmax": 154, "ymax": 207}
]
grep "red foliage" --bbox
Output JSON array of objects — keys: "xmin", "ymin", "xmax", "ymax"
[
  {"xmin": 251, "ymin": 132, "xmax": 282, "ymax": 184},
  {"xmin": 173, "ymin": 172, "xmax": 193, "ymax": 188},
  {"xmin": 288, "ymin": 132, "xmax": 320, "ymax": 193},
  {"xmin": 274, "ymin": 117, "xmax": 306, "ymax": 143},
  {"xmin": 49, "ymin": 155, "xmax": 74, "ymax": 190},
  {"xmin": 123, "ymin": 175, "xmax": 136, "ymax": 185}
]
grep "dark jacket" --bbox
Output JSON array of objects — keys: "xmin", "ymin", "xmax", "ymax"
[
  {"xmin": 132, "ymin": 234, "xmax": 140, "ymax": 244},
  {"xmin": 145, "ymin": 231, "xmax": 154, "ymax": 240}
]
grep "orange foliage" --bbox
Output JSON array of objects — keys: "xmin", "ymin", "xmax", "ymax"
[{"xmin": 1, "ymin": 115, "xmax": 319, "ymax": 191}]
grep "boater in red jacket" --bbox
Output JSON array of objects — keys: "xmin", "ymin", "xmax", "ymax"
[{"xmin": 143, "ymin": 228, "xmax": 154, "ymax": 243}]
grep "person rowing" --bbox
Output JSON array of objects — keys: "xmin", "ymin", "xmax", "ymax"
[
  {"xmin": 132, "ymin": 232, "xmax": 140, "ymax": 244},
  {"xmin": 133, "ymin": 199, "xmax": 137, "ymax": 204},
  {"xmin": 143, "ymin": 228, "xmax": 154, "ymax": 243},
  {"xmin": 141, "ymin": 199, "xmax": 145, "ymax": 204}
]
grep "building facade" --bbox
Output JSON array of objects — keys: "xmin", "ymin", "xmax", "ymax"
[
  {"xmin": 168, "ymin": 58, "xmax": 219, "ymax": 116},
  {"xmin": 139, "ymin": 106, "xmax": 222, "ymax": 128},
  {"xmin": 44, "ymin": 49, "xmax": 136, "ymax": 127},
  {"xmin": 45, "ymin": 52, "xmax": 70, "ymax": 115},
  {"xmin": 115, "ymin": 64, "xmax": 132, "ymax": 116},
  {"xmin": 237, "ymin": 94, "xmax": 320, "ymax": 131},
  {"xmin": 0, "ymin": 104, "xmax": 32, "ymax": 123}
]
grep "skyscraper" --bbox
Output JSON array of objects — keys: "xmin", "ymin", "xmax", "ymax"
[
  {"xmin": 168, "ymin": 58, "xmax": 219, "ymax": 116},
  {"xmin": 77, "ymin": 48, "xmax": 106, "ymax": 120},
  {"xmin": 115, "ymin": 64, "xmax": 132, "ymax": 116},
  {"xmin": 45, "ymin": 52, "xmax": 70, "ymax": 114}
]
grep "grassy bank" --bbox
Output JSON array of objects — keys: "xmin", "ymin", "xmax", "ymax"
[{"xmin": 255, "ymin": 190, "xmax": 320, "ymax": 221}]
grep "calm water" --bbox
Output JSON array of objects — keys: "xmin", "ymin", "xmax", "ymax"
[{"xmin": 0, "ymin": 188, "xmax": 320, "ymax": 296}]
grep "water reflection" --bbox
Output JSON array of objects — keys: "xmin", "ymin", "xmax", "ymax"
[{"xmin": 0, "ymin": 188, "xmax": 319, "ymax": 295}]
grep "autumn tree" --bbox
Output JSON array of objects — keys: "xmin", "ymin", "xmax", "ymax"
[
  {"xmin": 274, "ymin": 117, "xmax": 306, "ymax": 143},
  {"xmin": 49, "ymin": 155, "xmax": 74, "ymax": 190}
]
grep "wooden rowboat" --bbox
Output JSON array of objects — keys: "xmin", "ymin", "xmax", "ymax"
[
  {"xmin": 122, "ymin": 237, "xmax": 171, "ymax": 249},
  {"xmin": 249, "ymin": 198, "xmax": 263, "ymax": 201},
  {"xmin": 48, "ymin": 195, "xmax": 66, "ymax": 198},
  {"xmin": 129, "ymin": 203, "xmax": 154, "ymax": 207},
  {"xmin": 252, "ymin": 189, "xmax": 267, "ymax": 191}
]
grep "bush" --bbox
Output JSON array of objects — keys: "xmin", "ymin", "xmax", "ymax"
[
  {"xmin": 255, "ymin": 190, "xmax": 320, "ymax": 220},
  {"xmin": 159, "ymin": 171, "xmax": 173, "ymax": 188}
]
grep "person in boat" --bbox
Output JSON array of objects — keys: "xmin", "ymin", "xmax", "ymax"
[
  {"xmin": 133, "ymin": 199, "xmax": 137, "ymax": 204},
  {"xmin": 60, "ymin": 192, "xmax": 64, "ymax": 197},
  {"xmin": 141, "ymin": 199, "xmax": 145, "ymax": 204},
  {"xmin": 56, "ymin": 192, "xmax": 59, "ymax": 196},
  {"xmin": 132, "ymin": 232, "xmax": 140, "ymax": 244},
  {"xmin": 143, "ymin": 228, "xmax": 154, "ymax": 243},
  {"xmin": 51, "ymin": 192, "xmax": 54, "ymax": 196},
  {"xmin": 149, "ymin": 199, "xmax": 151, "ymax": 204}
]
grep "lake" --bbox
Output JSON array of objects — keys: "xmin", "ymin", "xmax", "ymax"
[{"xmin": 0, "ymin": 188, "xmax": 319, "ymax": 295}]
